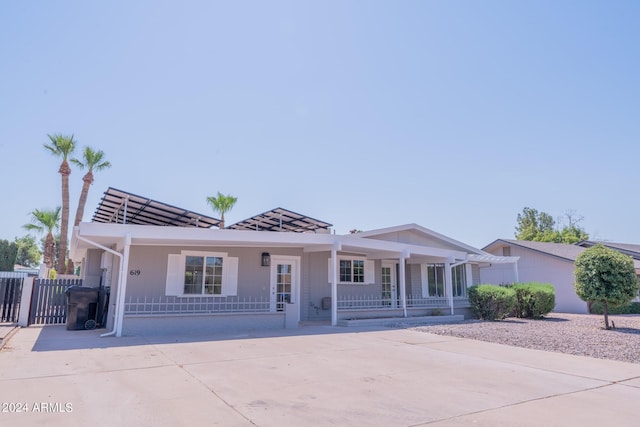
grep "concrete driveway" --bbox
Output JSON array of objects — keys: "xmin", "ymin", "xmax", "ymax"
[{"xmin": 0, "ymin": 324, "xmax": 639, "ymax": 427}]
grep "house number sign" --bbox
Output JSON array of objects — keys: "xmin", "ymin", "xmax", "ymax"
[{"xmin": 129, "ymin": 269, "xmax": 141, "ymax": 276}]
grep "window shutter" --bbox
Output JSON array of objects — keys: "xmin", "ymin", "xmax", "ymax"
[
  {"xmin": 421, "ymin": 264, "xmax": 428, "ymax": 298},
  {"xmin": 165, "ymin": 254, "xmax": 183, "ymax": 296},
  {"xmin": 222, "ymin": 257, "xmax": 239, "ymax": 296},
  {"xmin": 364, "ymin": 260, "xmax": 375, "ymax": 284}
]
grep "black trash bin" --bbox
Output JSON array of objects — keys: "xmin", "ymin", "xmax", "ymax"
[{"xmin": 65, "ymin": 286, "xmax": 100, "ymax": 330}]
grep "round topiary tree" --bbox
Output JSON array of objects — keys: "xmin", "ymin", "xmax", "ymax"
[{"xmin": 574, "ymin": 244, "xmax": 639, "ymax": 329}]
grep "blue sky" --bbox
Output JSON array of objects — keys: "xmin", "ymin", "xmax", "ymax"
[{"xmin": 1, "ymin": 1, "xmax": 638, "ymax": 249}]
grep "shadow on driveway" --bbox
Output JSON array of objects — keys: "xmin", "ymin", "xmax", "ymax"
[{"xmin": 28, "ymin": 323, "xmax": 401, "ymax": 352}]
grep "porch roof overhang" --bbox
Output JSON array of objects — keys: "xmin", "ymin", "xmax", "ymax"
[
  {"xmin": 70, "ymin": 222, "xmax": 470, "ymax": 262},
  {"xmin": 467, "ymin": 253, "xmax": 520, "ymax": 264}
]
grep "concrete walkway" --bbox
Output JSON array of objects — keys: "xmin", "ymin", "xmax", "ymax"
[{"xmin": 0, "ymin": 325, "xmax": 639, "ymax": 426}]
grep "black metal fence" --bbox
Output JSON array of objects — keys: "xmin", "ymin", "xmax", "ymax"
[
  {"xmin": 0, "ymin": 277, "xmax": 23, "ymax": 322},
  {"xmin": 29, "ymin": 278, "xmax": 82, "ymax": 325}
]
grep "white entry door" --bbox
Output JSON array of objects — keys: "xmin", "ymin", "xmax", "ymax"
[
  {"xmin": 381, "ymin": 262, "xmax": 398, "ymax": 308},
  {"xmin": 270, "ymin": 256, "xmax": 300, "ymax": 314}
]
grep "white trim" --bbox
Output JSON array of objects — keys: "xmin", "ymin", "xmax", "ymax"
[{"xmin": 356, "ymin": 223, "xmax": 487, "ymax": 256}]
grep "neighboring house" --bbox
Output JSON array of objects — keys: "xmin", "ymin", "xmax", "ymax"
[
  {"xmin": 481, "ymin": 239, "xmax": 640, "ymax": 314},
  {"xmin": 576, "ymin": 241, "xmax": 640, "ymax": 261},
  {"xmin": 69, "ymin": 188, "xmax": 518, "ymax": 337}
]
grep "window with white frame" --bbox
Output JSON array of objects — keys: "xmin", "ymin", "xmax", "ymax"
[
  {"xmin": 452, "ymin": 264, "xmax": 467, "ymax": 297},
  {"xmin": 340, "ymin": 259, "xmax": 365, "ymax": 283},
  {"xmin": 426, "ymin": 264, "xmax": 446, "ymax": 297},
  {"xmin": 166, "ymin": 251, "xmax": 238, "ymax": 297},
  {"xmin": 329, "ymin": 257, "xmax": 374, "ymax": 284},
  {"xmin": 184, "ymin": 255, "xmax": 223, "ymax": 295}
]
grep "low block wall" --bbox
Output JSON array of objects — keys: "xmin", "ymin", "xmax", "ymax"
[
  {"xmin": 122, "ymin": 312, "xmax": 285, "ymax": 336},
  {"xmin": 338, "ymin": 307, "xmax": 454, "ymax": 320}
]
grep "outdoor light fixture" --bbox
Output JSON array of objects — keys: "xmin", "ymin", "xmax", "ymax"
[{"xmin": 261, "ymin": 252, "xmax": 270, "ymax": 267}]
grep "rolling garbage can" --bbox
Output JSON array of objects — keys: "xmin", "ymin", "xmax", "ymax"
[{"xmin": 65, "ymin": 286, "xmax": 100, "ymax": 330}]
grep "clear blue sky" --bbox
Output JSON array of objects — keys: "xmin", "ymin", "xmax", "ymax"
[{"xmin": 1, "ymin": 1, "xmax": 638, "ymax": 249}]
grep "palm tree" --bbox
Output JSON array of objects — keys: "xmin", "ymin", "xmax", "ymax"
[
  {"xmin": 71, "ymin": 147, "xmax": 111, "ymax": 227},
  {"xmin": 44, "ymin": 134, "xmax": 77, "ymax": 274},
  {"xmin": 23, "ymin": 207, "xmax": 61, "ymax": 269},
  {"xmin": 206, "ymin": 192, "xmax": 238, "ymax": 228},
  {"xmin": 63, "ymin": 146, "xmax": 111, "ymax": 274}
]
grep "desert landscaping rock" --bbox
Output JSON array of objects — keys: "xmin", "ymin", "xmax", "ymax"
[{"xmin": 413, "ymin": 313, "xmax": 640, "ymax": 364}]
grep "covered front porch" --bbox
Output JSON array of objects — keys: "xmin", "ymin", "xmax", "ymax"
[{"xmin": 319, "ymin": 237, "xmax": 519, "ymax": 325}]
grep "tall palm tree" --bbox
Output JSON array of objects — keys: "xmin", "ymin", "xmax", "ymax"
[
  {"xmin": 206, "ymin": 192, "xmax": 238, "ymax": 228},
  {"xmin": 71, "ymin": 147, "xmax": 111, "ymax": 227},
  {"xmin": 23, "ymin": 207, "xmax": 61, "ymax": 269},
  {"xmin": 44, "ymin": 134, "xmax": 77, "ymax": 274}
]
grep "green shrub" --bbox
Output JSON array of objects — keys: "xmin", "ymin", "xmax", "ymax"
[
  {"xmin": 468, "ymin": 285, "xmax": 516, "ymax": 320},
  {"xmin": 511, "ymin": 282, "xmax": 555, "ymax": 318},
  {"xmin": 589, "ymin": 301, "xmax": 640, "ymax": 315}
]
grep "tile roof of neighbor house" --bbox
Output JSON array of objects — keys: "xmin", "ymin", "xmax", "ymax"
[
  {"xmin": 486, "ymin": 239, "xmax": 587, "ymax": 262},
  {"xmin": 485, "ymin": 239, "xmax": 640, "ymax": 270},
  {"xmin": 577, "ymin": 241, "xmax": 640, "ymax": 258}
]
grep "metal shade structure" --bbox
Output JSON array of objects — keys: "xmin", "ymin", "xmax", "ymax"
[
  {"xmin": 227, "ymin": 207, "xmax": 332, "ymax": 233},
  {"xmin": 91, "ymin": 187, "xmax": 221, "ymax": 228}
]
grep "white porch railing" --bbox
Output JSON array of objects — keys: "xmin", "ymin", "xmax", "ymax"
[
  {"xmin": 337, "ymin": 294, "xmax": 453, "ymax": 310},
  {"xmin": 124, "ymin": 295, "xmax": 271, "ymax": 316}
]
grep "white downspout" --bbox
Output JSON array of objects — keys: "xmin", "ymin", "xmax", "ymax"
[
  {"xmin": 73, "ymin": 232, "xmax": 124, "ymax": 338},
  {"xmin": 73, "ymin": 231, "xmax": 131, "ymax": 338},
  {"xmin": 513, "ymin": 260, "xmax": 519, "ymax": 283}
]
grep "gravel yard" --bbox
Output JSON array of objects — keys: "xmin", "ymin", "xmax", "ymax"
[{"xmin": 413, "ymin": 313, "xmax": 640, "ymax": 364}]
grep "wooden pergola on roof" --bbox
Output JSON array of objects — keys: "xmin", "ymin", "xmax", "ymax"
[{"xmin": 92, "ymin": 187, "xmax": 221, "ymax": 228}]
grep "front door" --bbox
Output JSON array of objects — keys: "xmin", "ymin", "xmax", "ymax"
[
  {"xmin": 270, "ymin": 256, "xmax": 300, "ymax": 314},
  {"xmin": 381, "ymin": 262, "xmax": 398, "ymax": 308}
]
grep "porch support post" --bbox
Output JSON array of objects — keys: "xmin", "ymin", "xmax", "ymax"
[
  {"xmin": 331, "ymin": 247, "xmax": 338, "ymax": 326},
  {"xmin": 513, "ymin": 260, "xmax": 519, "ymax": 283},
  {"xmin": 446, "ymin": 257, "xmax": 454, "ymax": 315},
  {"xmin": 399, "ymin": 251, "xmax": 408, "ymax": 318}
]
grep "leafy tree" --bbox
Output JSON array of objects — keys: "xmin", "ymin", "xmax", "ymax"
[
  {"xmin": 206, "ymin": 192, "xmax": 238, "ymax": 228},
  {"xmin": 558, "ymin": 225, "xmax": 589, "ymax": 244},
  {"xmin": 44, "ymin": 134, "xmax": 77, "ymax": 273},
  {"xmin": 574, "ymin": 244, "xmax": 639, "ymax": 329},
  {"xmin": 515, "ymin": 207, "xmax": 589, "ymax": 243},
  {"xmin": 23, "ymin": 207, "xmax": 61, "ymax": 269},
  {"xmin": 15, "ymin": 235, "xmax": 42, "ymax": 268},
  {"xmin": 515, "ymin": 207, "xmax": 555, "ymax": 241},
  {"xmin": 0, "ymin": 239, "xmax": 18, "ymax": 271}
]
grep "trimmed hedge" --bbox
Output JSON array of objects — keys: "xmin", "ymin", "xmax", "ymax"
[
  {"xmin": 510, "ymin": 283, "xmax": 555, "ymax": 319},
  {"xmin": 468, "ymin": 285, "xmax": 516, "ymax": 320},
  {"xmin": 589, "ymin": 301, "xmax": 640, "ymax": 315}
]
